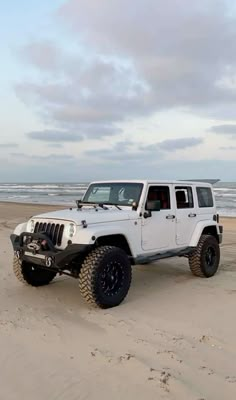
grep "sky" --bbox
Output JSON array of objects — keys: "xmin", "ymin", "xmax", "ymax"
[{"xmin": 1, "ymin": 0, "xmax": 236, "ymax": 182}]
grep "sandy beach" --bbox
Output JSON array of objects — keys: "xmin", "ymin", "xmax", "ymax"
[{"xmin": 0, "ymin": 202, "xmax": 236, "ymax": 400}]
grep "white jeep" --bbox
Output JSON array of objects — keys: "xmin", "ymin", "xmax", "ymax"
[{"xmin": 11, "ymin": 180, "xmax": 223, "ymax": 308}]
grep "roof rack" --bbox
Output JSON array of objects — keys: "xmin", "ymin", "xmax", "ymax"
[{"xmin": 180, "ymin": 179, "xmax": 220, "ymax": 185}]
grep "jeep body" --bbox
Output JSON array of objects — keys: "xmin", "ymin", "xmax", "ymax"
[{"xmin": 10, "ymin": 180, "xmax": 223, "ymax": 308}]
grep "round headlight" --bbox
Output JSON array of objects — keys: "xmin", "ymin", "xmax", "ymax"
[
  {"xmin": 69, "ymin": 223, "xmax": 76, "ymax": 237},
  {"xmin": 30, "ymin": 219, "xmax": 35, "ymax": 233}
]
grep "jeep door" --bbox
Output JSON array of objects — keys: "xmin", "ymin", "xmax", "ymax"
[
  {"xmin": 141, "ymin": 185, "xmax": 176, "ymax": 251},
  {"xmin": 174, "ymin": 185, "xmax": 197, "ymax": 246}
]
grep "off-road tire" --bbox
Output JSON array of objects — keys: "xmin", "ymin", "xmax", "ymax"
[
  {"xmin": 13, "ymin": 256, "xmax": 57, "ymax": 286},
  {"xmin": 79, "ymin": 246, "xmax": 132, "ymax": 308},
  {"xmin": 189, "ymin": 235, "xmax": 220, "ymax": 278}
]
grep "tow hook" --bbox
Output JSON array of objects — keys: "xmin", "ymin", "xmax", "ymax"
[
  {"xmin": 46, "ymin": 257, "xmax": 53, "ymax": 267},
  {"xmin": 15, "ymin": 250, "xmax": 21, "ymax": 259}
]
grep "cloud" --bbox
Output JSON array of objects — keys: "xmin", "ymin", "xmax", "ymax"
[
  {"xmin": 4, "ymin": 155, "xmax": 236, "ymax": 182},
  {"xmin": 209, "ymin": 124, "xmax": 236, "ymax": 135},
  {"xmin": 220, "ymin": 146, "xmax": 236, "ymax": 150},
  {"xmin": 16, "ymin": 57, "xmax": 145, "ymax": 139},
  {"xmin": 12, "ymin": 152, "xmax": 76, "ymax": 162},
  {"xmin": 15, "ymin": 0, "xmax": 236, "ymax": 149},
  {"xmin": 85, "ymin": 136, "xmax": 202, "ymax": 163},
  {"xmin": 158, "ymin": 137, "xmax": 203, "ymax": 151},
  {"xmin": 0, "ymin": 143, "xmax": 18, "ymax": 148},
  {"xmin": 27, "ymin": 130, "xmax": 83, "ymax": 142},
  {"xmin": 21, "ymin": 41, "xmax": 62, "ymax": 71},
  {"xmin": 26, "ymin": 125, "xmax": 121, "ymax": 141},
  {"xmin": 46, "ymin": 143, "xmax": 63, "ymax": 148},
  {"xmin": 57, "ymin": 0, "xmax": 236, "ymax": 110},
  {"xmin": 86, "ymin": 142, "xmax": 162, "ymax": 163}
]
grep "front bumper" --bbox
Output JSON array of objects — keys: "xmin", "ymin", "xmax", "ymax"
[{"xmin": 10, "ymin": 232, "xmax": 92, "ymax": 270}]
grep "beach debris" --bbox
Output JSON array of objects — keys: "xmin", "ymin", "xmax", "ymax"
[
  {"xmin": 160, "ymin": 371, "xmax": 171, "ymax": 392},
  {"xmin": 160, "ymin": 371, "xmax": 171, "ymax": 384},
  {"xmin": 225, "ymin": 376, "xmax": 236, "ymax": 383},
  {"xmin": 119, "ymin": 353, "xmax": 134, "ymax": 361}
]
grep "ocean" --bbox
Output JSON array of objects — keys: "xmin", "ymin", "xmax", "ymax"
[{"xmin": 0, "ymin": 182, "xmax": 236, "ymax": 216}]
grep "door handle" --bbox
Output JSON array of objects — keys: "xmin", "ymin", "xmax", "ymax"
[
  {"xmin": 166, "ymin": 215, "xmax": 175, "ymax": 220},
  {"xmin": 188, "ymin": 213, "xmax": 196, "ymax": 218}
]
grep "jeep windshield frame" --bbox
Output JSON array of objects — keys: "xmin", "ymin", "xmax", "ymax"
[{"xmin": 82, "ymin": 182, "xmax": 144, "ymax": 208}]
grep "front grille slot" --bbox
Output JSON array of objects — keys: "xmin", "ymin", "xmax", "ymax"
[
  {"xmin": 34, "ymin": 221, "xmax": 64, "ymax": 246},
  {"xmin": 54, "ymin": 224, "xmax": 60, "ymax": 245},
  {"xmin": 57, "ymin": 225, "xmax": 64, "ymax": 246}
]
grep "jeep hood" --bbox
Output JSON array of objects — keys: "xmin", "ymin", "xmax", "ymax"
[{"xmin": 32, "ymin": 207, "xmax": 136, "ymax": 225}]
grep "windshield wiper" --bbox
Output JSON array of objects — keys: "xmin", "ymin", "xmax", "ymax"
[
  {"xmin": 97, "ymin": 203, "xmax": 109, "ymax": 210},
  {"xmin": 112, "ymin": 204, "xmax": 122, "ymax": 210},
  {"xmin": 99, "ymin": 202, "xmax": 122, "ymax": 210}
]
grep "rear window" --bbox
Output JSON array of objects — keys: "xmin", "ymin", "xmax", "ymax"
[
  {"xmin": 175, "ymin": 186, "xmax": 194, "ymax": 209},
  {"xmin": 196, "ymin": 187, "xmax": 213, "ymax": 208}
]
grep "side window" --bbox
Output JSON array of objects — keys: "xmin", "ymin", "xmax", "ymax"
[
  {"xmin": 146, "ymin": 186, "xmax": 170, "ymax": 210},
  {"xmin": 196, "ymin": 187, "xmax": 213, "ymax": 208},
  {"xmin": 175, "ymin": 186, "xmax": 194, "ymax": 209}
]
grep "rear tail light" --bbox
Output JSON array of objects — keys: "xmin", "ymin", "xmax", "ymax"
[{"xmin": 213, "ymin": 214, "xmax": 219, "ymax": 223}]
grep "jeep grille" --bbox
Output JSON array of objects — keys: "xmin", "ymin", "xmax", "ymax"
[{"xmin": 34, "ymin": 222, "xmax": 64, "ymax": 246}]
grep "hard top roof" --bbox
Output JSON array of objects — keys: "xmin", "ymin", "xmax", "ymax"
[{"xmin": 90, "ymin": 179, "xmax": 219, "ymax": 186}]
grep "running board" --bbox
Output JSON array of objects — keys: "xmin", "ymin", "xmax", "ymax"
[{"xmin": 134, "ymin": 247, "xmax": 194, "ymax": 265}]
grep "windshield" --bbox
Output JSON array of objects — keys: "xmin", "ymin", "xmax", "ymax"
[{"xmin": 83, "ymin": 183, "xmax": 143, "ymax": 207}]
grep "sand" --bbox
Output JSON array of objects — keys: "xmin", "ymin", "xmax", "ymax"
[{"xmin": 0, "ymin": 202, "xmax": 236, "ymax": 399}]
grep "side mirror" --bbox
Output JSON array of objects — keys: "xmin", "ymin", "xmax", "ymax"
[
  {"xmin": 146, "ymin": 200, "xmax": 161, "ymax": 211},
  {"xmin": 143, "ymin": 210, "xmax": 152, "ymax": 219}
]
